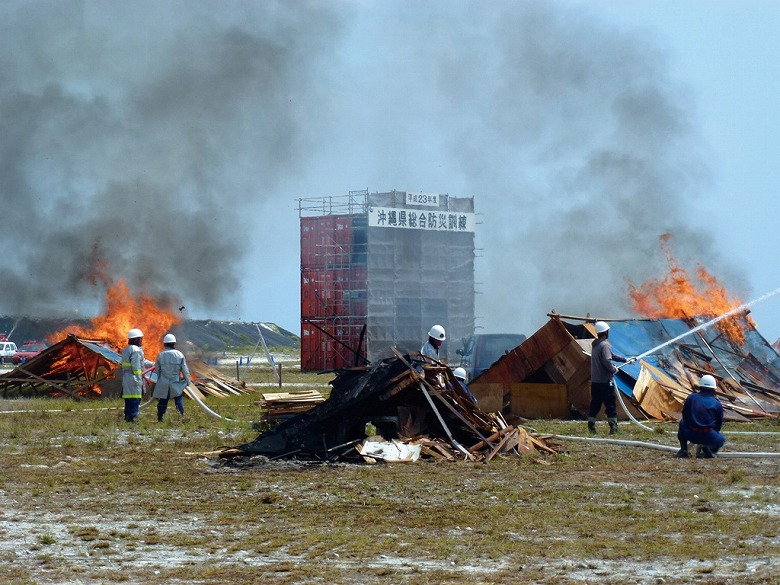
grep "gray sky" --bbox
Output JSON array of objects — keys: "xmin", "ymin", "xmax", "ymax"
[{"xmin": 1, "ymin": 1, "xmax": 778, "ymax": 343}]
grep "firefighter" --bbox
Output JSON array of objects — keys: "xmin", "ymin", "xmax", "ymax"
[
  {"xmin": 153, "ymin": 333, "xmax": 191, "ymax": 422},
  {"xmin": 421, "ymin": 324, "xmax": 446, "ymax": 360},
  {"xmin": 676, "ymin": 374, "xmax": 726, "ymax": 458},
  {"xmin": 453, "ymin": 367, "xmax": 478, "ymax": 404},
  {"xmin": 588, "ymin": 321, "xmax": 629, "ymax": 434},
  {"xmin": 121, "ymin": 328, "xmax": 153, "ymax": 424}
]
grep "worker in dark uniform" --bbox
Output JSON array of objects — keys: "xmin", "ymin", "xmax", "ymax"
[
  {"xmin": 589, "ymin": 321, "xmax": 630, "ymax": 434},
  {"xmin": 453, "ymin": 367, "xmax": 478, "ymax": 404},
  {"xmin": 676, "ymin": 374, "xmax": 726, "ymax": 458}
]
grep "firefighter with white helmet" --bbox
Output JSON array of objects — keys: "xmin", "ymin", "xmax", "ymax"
[
  {"xmin": 121, "ymin": 328, "xmax": 153, "ymax": 424},
  {"xmin": 153, "ymin": 333, "xmax": 191, "ymax": 422},
  {"xmin": 588, "ymin": 320, "xmax": 629, "ymax": 435},
  {"xmin": 453, "ymin": 367, "xmax": 478, "ymax": 405},
  {"xmin": 676, "ymin": 374, "xmax": 725, "ymax": 458},
  {"xmin": 421, "ymin": 324, "xmax": 446, "ymax": 360}
]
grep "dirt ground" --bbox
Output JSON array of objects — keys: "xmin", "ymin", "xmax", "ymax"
[{"xmin": 0, "ymin": 397, "xmax": 778, "ymax": 585}]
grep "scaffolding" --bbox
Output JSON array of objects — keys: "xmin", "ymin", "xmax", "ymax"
[{"xmin": 300, "ymin": 190, "xmax": 475, "ymax": 371}]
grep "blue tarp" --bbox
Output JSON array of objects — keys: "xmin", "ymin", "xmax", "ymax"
[{"xmin": 601, "ymin": 317, "xmax": 780, "ymax": 399}]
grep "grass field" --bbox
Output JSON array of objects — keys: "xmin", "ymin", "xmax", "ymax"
[{"xmin": 1, "ymin": 363, "xmax": 778, "ymax": 584}]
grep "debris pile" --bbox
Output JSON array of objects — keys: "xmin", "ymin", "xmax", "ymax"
[
  {"xmin": 184, "ymin": 360, "xmax": 254, "ymax": 400},
  {"xmin": 469, "ymin": 314, "xmax": 780, "ymax": 423},
  {"xmin": 225, "ymin": 351, "xmax": 560, "ymax": 463}
]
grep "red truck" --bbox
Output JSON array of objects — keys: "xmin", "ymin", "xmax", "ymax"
[{"xmin": 12, "ymin": 341, "xmax": 48, "ymax": 365}]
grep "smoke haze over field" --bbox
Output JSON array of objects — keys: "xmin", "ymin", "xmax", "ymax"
[{"xmin": 1, "ymin": 1, "xmax": 777, "ymax": 340}]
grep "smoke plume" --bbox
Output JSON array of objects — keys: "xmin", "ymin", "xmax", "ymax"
[
  {"xmin": 0, "ymin": 1, "xmax": 744, "ymax": 336},
  {"xmin": 0, "ymin": 0, "xmax": 344, "ymax": 316}
]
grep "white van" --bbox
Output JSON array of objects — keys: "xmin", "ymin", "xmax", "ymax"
[{"xmin": 0, "ymin": 341, "xmax": 18, "ymax": 364}]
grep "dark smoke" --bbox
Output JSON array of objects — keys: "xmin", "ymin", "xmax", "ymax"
[
  {"xmin": 0, "ymin": 0, "xmax": 344, "ymax": 317},
  {"xmin": 0, "ymin": 1, "xmax": 745, "ymax": 336}
]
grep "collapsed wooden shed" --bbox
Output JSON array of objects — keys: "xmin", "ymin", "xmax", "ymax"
[
  {"xmin": 0, "ymin": 335, "xmax": 121, "ymax": 399},
  {"xmin": 469, "ymin": 313, "xmax": 780, "ymax": 422},
  {"xmin": 230, "ymin": 352, "xmax": 558, "ymax": 463},
  {"xmin": 0, "ymin": 334, "xmax": 252, "ymax": 401}
]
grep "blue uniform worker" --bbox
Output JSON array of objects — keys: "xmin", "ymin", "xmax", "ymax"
[
  {"xmin": 453, "ymin": 367, "xmax": 478, "ymax": 405},
  {"xmin": 676, "ymin": 374, "xmax": 726, "ymax": 458}
]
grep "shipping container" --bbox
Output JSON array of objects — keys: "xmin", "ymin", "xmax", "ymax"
[{"xmin": 299, "ymin": 190, "xmax": 475, "ymax": 371}]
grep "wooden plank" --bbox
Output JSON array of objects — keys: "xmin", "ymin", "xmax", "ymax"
[
  {"xmin": 633, "ymin": 363, "xmax": 684, "ymax": 420},
  {"xmin": 509, "ymin": 383, "xmax": 569, "ymax": 419},
  {"xmin": 469, "ymin": 383, "xmax": 503, "ymax": 413},
  {"xmin": 472, "ymin": 318, "xmax": 573, "ymax": 387},
  {"xmin": 484, "ymin": 430, "xmax": 514, "ymax": 462},
  {"xmin": 545, "ymin": 340, "xmax": 589, "ymax": 383},
  {"xmin": 184, "ymin": 385, "xmax": 206, "ymax": 400},
  {"xmin": 566, "ymin": 357, "xmax": 593, "ymax": 417}
]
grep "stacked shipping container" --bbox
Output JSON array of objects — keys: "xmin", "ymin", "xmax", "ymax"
[{"xmin": 300, "ymin": 190, "xmax": 475, "ymax": 371}]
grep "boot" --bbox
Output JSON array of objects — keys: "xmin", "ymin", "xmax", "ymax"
[
  {"xmin": 608, "ymin": 418, "xmax": 618, "ymax": 435},
  {"xmin": 696, "ymin": 445, "xmax": 715, "ymax": 459},
  {"xmin": 157, "ymin": 414, "xmax": 164, "ymax": 423},
  {"xmin": 587, "ymin": 418, "xmax": 596, "ymax": 434},
  {"xmin": 675, "ymin": 448, "xmax": 689, "ymax": 458}
]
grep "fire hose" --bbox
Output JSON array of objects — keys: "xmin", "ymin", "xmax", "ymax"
[
  {"xmin": 142, "ymin": 366, "xmax": 248, "ymax": 423},
  {"xmin": 590, "ymin": 363, "xmax": 779, "ymax": 456},
  {"xmin": 554, "ymin": 434, "xmax": 780, "ymax": 458},
  {"xmin": 613, "ymin": 360, "xmax": 654, "ymax": 431}
]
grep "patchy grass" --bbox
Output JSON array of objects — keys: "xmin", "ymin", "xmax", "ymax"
[{"xmin": 0, "ymin": 365, "xmax": 778, "ymax": 584}]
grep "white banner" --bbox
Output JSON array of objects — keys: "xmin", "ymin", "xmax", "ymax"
[{"xmin": 368, "ymin": 206, "xmax": 475, "ymax": 232}]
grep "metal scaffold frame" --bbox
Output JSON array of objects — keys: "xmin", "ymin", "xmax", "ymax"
[{"xmin": 300, "ymin": 190, "xmax": 475, "ymax": 371}]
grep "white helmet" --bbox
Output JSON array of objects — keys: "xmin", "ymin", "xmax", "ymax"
[
  {"xmin": 128, "ymin": 328, "xmax": 144, "ymax": 339},
  {"xmin": 163, "ymin": 333, "xmax": 176, "ymax": 344},
  {"xmin": 594, "ymin": 321, "xmax": 610, "ymax": 334},
  {"xmin": 428, "ymin": 324, "xmax": 446, "ymax": 341},
  {"xmin": 699, "ymin": 374, "xmax": 717, "ymax": 390},
  {"xmin": 453, "ymin": 367, "xmax": 467, "ymax": 381}
]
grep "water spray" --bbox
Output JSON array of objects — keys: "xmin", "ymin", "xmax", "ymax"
[{"xmin": 613, "ymin": 286, "xmax": 780, "ymax": 433}]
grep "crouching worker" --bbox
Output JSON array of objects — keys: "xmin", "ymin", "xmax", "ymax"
[
  {"xmin": 153, "ymin": 333, "xmax": 191, "ymax": 422},
  {"xmin": 676, "ymin": 374, "xmax": 725, "ymax": 458}
]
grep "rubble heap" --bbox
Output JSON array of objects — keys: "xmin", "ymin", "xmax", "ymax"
[{"xmin": 227, "ymin": 351, "xmax": 559, "ymax": 463}]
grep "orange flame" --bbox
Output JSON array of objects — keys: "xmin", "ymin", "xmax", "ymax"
[
  {"xmin": 49, "ymin": 279, "xmax": 181, "ymax": 360},
  {"xmin": 628, "ymin": 235, "xmax": 753, "ymax": 344}
]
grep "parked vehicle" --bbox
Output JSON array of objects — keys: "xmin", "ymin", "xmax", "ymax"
[
  {"xmin": 0, "ymin": 339, "xmax": 18, "ymax": 364},
  {"xmin": 12, "ymin": 341, "xmax": 48, "ymax": 365},
  {"xmin": 456, "ymin": 333, "xmax": 526, "ymax": 380}
]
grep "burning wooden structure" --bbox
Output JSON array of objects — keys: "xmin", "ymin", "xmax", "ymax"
[
  {"xmin": 0, "ymin": 335, "xmax": 122, "ymax": 399},
  {"xmin": 230, "ymin": 351, "xmax": 559, "ymax": 463},
  {"xmin": 0, "ymin": 334, "xmax": 252, "ymax": 401},
  {"xmin": 469, "ymin": 313, "xmax": 780, "ymax": 422}
]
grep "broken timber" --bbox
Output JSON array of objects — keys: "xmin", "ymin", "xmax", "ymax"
[{"xmin": 228, "ymin": 352, "xmax": 560, "ymax": 463}]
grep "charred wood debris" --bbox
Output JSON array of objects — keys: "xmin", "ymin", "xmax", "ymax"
[{"xmin": 221, "ymin": 350, "xmax": 561, "ymax": 464}]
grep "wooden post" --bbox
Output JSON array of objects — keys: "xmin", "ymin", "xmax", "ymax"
[
  {"xmin": 236, "ymin": 360, "xmax": 240, "ymax": 381},
  {"xmin": 277, "ymin": 363, "xmax": 282, "ymax": 388}
]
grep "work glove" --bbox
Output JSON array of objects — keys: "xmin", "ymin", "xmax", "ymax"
[{"xmin": 625, "ymin": 356, "xmax": 637, "ymax": 365}]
